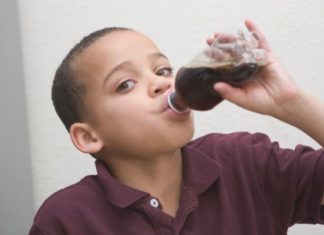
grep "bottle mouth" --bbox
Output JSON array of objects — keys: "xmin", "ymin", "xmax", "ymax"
[{"xmin": 167, "ymin": 92, "xmax": 189, "ymax": 113}]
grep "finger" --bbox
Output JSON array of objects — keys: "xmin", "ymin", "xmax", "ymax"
[
  {"xmin": 206, "ymin": 37, "xmax": 214, "ymax": 46},
  {"xmin": 204, "ymin": 47, "xmax": 230, "ymax": 61},
  {"xmin": 214, "ymin": 32, "xmax": 221, "ymax": 38},
  {"xmin": 216, "ymin": 33, "xmax": 238, "ymax": 44},
  {"xmin": 206, "ymin": 32, "xmax": 220, "ymax": 45},
  {"xmin": 214, "ymin": 82, "xmax": 248, "ymax": 106},
  {"xmin": 207, "ymin": 32, "xmax": 238, "ymax": 47},
  {"xmin": 244, "ymin": 19, "xmax": 272, "ymax": 52}
]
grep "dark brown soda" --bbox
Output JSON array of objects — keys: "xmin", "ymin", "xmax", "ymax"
[{"xmin": 172, "ymin": 63, "xmax": 259, "ymax": 111}]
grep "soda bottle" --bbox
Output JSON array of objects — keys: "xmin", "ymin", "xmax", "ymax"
[{"xmin": 168, "ymin": 29, "xmax": 267, "ymax": 112}]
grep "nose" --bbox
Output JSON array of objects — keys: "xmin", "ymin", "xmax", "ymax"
[{"xmin": 148, "ymin": 77, "xmax": 172, "ymax": 97}]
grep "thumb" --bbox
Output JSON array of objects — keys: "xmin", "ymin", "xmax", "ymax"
[{"xmin": 214, "ymin": 82, "xmax": 247, "ymax": 105}]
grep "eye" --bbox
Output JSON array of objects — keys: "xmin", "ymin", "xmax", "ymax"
[
  {"xmin": 116, "ymin": 80, "xmax": 136, "ymax": 93},
  {"xmin": 156, "ymin": 67, "xmax": 173, "ymax": 77}
]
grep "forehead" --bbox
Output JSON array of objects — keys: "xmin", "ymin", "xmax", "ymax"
[
  {"xmin": 80, "ymin": 30, "xmax": 160, "ymax": 65},
  {"xmin": 74, "ymin": 30, "xmax": 161, "ymax": 82}
]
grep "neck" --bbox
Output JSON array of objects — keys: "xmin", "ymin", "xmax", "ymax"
[{"xmin": 102, "ymin": 149, "xmax": 183, "ymax": 216}]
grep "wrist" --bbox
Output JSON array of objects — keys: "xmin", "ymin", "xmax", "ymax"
[
  {"xmin": 272, "ymin": 88, "xmax": 308, "ymax": 124},
  {"xmin": 273, "ymin": 89, "xmax": 324, "ymax": 146}
]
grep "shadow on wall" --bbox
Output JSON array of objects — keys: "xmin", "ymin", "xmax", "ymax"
[{"xmin": 0, "ymin": 0, "xmax": 34, "ymax": 234}]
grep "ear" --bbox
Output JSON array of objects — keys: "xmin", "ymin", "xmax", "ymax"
[{"xmin": 69, "ymin": 122, "xmax": 103, "ymax": 154}]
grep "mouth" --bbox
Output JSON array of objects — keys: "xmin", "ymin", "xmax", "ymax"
[{"xmin": 162, "ymin": 91, "xmax": 191, "ymax": 117}]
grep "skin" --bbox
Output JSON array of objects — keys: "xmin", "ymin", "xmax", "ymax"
[
  {"xmin": 70, "ymin": 30, "xmax": 194, "ymax": 216},
  {"xmin": 209, "ymin": 20, "xmax": 324, "ymax": 205},
  {"xmin": 69, "ymin": 19, "xmax": 324, "ymax": 217}
]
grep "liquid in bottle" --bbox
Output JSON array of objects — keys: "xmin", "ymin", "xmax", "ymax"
[
  {"xmin": 169, "ymin": 63, "xmax": 260, "ymax": 111},
  {"xmin": 168, "ymin": 29, "xmax": 266, "ymax": 112}
]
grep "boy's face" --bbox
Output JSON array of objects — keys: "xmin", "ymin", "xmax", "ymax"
[{"xmin": 74, "ymin": 30, "xmax": 194, "ymax": 159}]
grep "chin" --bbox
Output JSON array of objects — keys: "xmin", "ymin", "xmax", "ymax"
[{"xmin": 173, "ymin": 126, "xmax": 195, "ymax": 149}]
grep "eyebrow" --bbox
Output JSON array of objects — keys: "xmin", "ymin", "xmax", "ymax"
[
  {"xmin": 103, "ymin": 52, "xmax": 169, "ymax": 85},
  {"xmin": 149, "ymin": 52, "xmax": 169, "ymax": 61},
  {"xmin": 103, "ymin": 61, "xmax": 132, "ymax": 86}
]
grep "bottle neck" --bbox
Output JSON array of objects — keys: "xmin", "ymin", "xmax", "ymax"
[{"xmin": 167, "ymin": 92, "xmax": 189, "ymax": 113}]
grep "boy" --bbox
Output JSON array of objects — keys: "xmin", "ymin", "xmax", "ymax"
[{"xmin": 29, "ymin": 20, "xmax": 324, "ymax": 234}]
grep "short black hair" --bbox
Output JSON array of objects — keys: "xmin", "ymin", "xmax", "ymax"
[{"xmin": 52, "ymin": 27, "xmax": 131, "ymax": 131}]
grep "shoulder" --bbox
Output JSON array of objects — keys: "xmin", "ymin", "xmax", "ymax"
[
  {"xmin": 32, "ymin": 175, "xmax": 102, "ymax": 232},
  {"xmin": 39, "ymin": 175, "xmax": 101, "ymax": 209},
  {"xmin": 185, "ymin": 131, "xmax": 280, "ymax": 174},
  {"xmin": 188, "ymin": 131, "xmax": 273, "ymax": 156}
]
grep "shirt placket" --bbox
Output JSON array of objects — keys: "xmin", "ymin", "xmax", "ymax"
[
  {"xmin": 130, "ymin": 188, "xmax": 199, "ymax": 235},
  {"xmin": 173, "ymin": 187, "xmax": 198, "ymax": 235},
  {"xmin": 134, "ymin": 196, "xmax": 174, "ymax": 235}
]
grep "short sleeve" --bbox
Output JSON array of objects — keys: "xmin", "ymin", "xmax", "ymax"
[
  {"xmin": 29, "ymin": 225, "xmax": 45, "ymax": 235},
  {"xmin": 198, "ymin": 132, "xmax": 324, "ymax": 228},
  {"xmin": 244, "ymin": 132, "xmax": 324, "ymax": 226}
]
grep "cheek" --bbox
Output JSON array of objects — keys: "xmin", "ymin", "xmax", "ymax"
[
  {"xmin": 88, "ymin": 93, "xmax": 195, "ymax": 150},
  {"xmin": 168, "ymin": 118, "xmax": 195, "ymax": 143},
  {"xmin": 93, "ymin": 103, "xmax": 145, "ymax": 139}
]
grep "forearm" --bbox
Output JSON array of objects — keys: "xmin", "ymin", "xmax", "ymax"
[
  {"xmin": 274, "ymin": 90, "xmax": 324, "ymax": 148},
  {"xmin": 238, "ymin": 20, "xmax": 324, "ymax": 206}
]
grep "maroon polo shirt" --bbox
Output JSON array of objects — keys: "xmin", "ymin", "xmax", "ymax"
[{"xmin": 29, "ymin": 132, "xmax": 324, "ymax": 235}]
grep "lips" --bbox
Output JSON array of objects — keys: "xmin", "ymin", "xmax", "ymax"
[
  {"xmin": 162, "ymin": 91, "xmax": 191, "ymax": 116},
  {"xmin": 161, "ymin": 91, "xmax": 173, "ymax": 112}
]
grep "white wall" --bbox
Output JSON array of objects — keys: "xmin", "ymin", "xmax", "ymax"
[
  {"xmin": 0, "ymin": 0, "xmax": 34, "ymax": 234},
  {"xmin": 18, "ymin": 0, "xmax": 324, "ymax": 234}
]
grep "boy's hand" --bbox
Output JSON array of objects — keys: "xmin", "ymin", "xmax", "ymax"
[
  {"xmin": 207, "ymin": 20, "xmax": 324, "ymax": 149},
  {"xmin": 207, "ymin": 20, "xmax": 324, "ymax": 205},
  {"xmin": 207, "ymin": 20, "xmax": 302, "ymax": 120}
]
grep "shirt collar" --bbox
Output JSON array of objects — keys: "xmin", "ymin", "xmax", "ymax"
[
  {"xmin": 181, "ymin": 143, "xmax": 222, "ymax": 195},
  {"xmin": 96, "ymin": 160, "xmax": 149, "ymax": 208},
  {"xmin": 95, "ymin": 142, "xmax": 222, "ymax": 208}
]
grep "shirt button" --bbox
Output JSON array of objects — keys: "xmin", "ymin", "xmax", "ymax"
[{"xmin": 149, "ymin": 198, "xmax": 159, "ymax": 208}]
